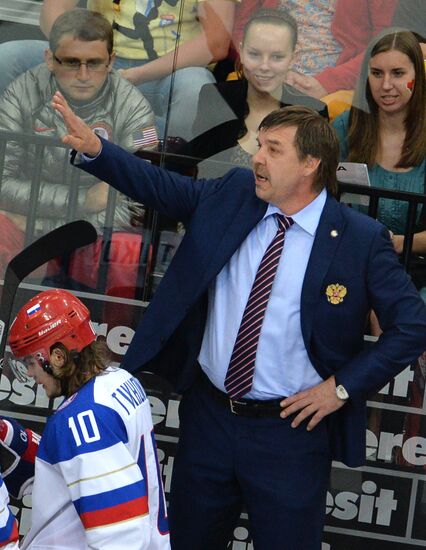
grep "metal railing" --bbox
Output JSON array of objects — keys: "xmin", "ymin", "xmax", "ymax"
[
  {"xmin": 337, "ymin": 182, "xmax": 426, "ymax": 272},
  {"xmin": 1, "ymin": 130, "xmax": 425, "ymax": 299},
  {"xmin": 0, "ymin": 129, "xmax": 119, "ymax": 244},
  {"xmin": 0, "ymin": 130, "xmax": 151, "ymax": 299}
]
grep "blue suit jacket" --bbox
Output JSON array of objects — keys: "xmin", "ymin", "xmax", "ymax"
[{"xmin": 74, "ymin": 139, "xmax": 426, "ymax": 467}]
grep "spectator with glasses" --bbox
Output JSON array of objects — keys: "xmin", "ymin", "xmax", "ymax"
[
  {"xmin": 0, "ymin": 0, "xmax": 236, "ymax": 140},
  {"xmin": 0, "ymin": 8, "xmax": 157, "ymax": 282},
  {"xmin": 52, "ymin": 52, "xmax": 112, "ymax": 73}
]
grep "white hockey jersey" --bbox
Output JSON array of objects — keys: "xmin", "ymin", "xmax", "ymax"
[
  {"xmin": 20, "ymin": 367, "xmax": 170, "ymax": 550},
  {"xmin": 0, "ymin": 476, "xmax": 19, "ymax": 549}
]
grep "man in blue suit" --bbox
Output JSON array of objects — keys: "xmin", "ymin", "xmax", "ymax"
[{"xmin": 53, "ymin": 92, "xmax": 426, "ymax": 550}]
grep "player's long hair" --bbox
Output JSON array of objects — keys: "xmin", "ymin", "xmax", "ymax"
[
  {"xmin": 51, "ymin": 340, "xmax": 110, "ymax": 397},
  {"xmin": 348, "ymin": 29, "xmax": 426, "ymax": 168}
]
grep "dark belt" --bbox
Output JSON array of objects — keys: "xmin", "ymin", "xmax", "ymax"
[{"xmin": 200, "ymin": 372, "xmax": 285, "ymax": 418}]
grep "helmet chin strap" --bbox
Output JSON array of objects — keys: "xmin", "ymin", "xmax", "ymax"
[{"xmin": 41, "ymin": 358, "xmax": 65, "ymax": 396}]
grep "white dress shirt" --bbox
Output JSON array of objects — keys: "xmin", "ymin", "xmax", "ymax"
[{"xmin": 199, "ymin": 189, "xmax": 327, "ymax": 399}]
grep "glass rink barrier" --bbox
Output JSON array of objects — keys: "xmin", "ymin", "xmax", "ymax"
[
  {"xmin": 1, "ymin": 135, "xmax": 426, "ymax": 550},
  {"xmin": 1, "ymin": 0, "xmax": 426, "ymax": 548}
]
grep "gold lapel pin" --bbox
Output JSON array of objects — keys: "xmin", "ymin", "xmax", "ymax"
[
  {"xmin": 326, "ymin": 284, "xmax": 347, "ymax": 305},
  {"xmin": 330, "ymin": 230, "xmax": 338, "ymax": 238}
]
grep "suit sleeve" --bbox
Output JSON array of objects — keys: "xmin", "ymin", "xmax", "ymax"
[
  {"xmin": 336, "ymin": 225, "xmax": 426, "ymax": 403},
  {"xmin": 72, "ymin": 138, "xmax": 222, "ymax": 224}
]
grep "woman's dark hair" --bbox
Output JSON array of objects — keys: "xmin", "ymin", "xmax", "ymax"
[
  {"xmin": 348, "ymin": 29, "xmax": 426, "ymax": 168},
  {"xmin": 49, "ymin": 8, "xmax": 113, "ymax": 55}
]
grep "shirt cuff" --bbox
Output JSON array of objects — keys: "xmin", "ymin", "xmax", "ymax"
[{"xmin": 77, "ymin": 145, "xmax": 103, "ymax": 163}]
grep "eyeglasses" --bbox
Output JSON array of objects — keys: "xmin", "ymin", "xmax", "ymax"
[{"xmin": 53, "ymin": 54, "xmax": 111, "ymax": 72}]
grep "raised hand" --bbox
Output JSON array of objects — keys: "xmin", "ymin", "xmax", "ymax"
[{"xmin": 52, "ymin": 91, "xmax": 102, "ymax": 156}]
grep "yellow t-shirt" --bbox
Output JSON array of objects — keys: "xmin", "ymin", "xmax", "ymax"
[{"xmin": 88, "ymin": 0, "xmax": 200, "ymax": 59}]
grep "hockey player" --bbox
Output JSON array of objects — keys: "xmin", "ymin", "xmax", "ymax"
[{"xmin": 3, "ymin": 288, "xmax": 170, "ymax": 549}]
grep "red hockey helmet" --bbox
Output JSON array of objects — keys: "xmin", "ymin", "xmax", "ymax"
[{"xmin": 9, "ymin": 289, "xmax": 96, "ymax": 368}]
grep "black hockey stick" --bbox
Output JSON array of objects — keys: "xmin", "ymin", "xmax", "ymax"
[{"xmin": 0, "ymin": 220, "xmax": 97, "ymax": 360}]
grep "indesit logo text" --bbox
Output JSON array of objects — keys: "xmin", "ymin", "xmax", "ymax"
[{"xmin": 326, "ymin": 481, "xmax": 397, "ymax": 526}]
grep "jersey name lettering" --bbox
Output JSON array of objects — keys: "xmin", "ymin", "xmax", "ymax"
[{"xmin": 112, "ymin": 377, "xmax": 147, "ymax": 414}]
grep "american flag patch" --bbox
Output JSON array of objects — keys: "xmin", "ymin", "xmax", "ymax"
[
  {"xmin": 133, "ymin": 125, "xmax": 158, "ymax": 149},
  {"xmin": 27, "ymin": 304, "xmax": 41, "ymax": 316}
]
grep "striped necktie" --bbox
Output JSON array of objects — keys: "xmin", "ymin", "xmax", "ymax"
[{"xmin": 224, "ymin": 214, "xmax": 294, "ymax": 399}]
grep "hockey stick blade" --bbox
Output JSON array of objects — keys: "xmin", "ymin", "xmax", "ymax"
[{"xmin": 0, "ymin": 220, "xmax": 97, "ymax": 360}]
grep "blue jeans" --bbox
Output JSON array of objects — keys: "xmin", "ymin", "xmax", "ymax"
[
  {"xmin": 0, "ymin": 39, "xmax": 215, "ymax": 140},
  {"xmin": 114, "ymin": 57, "xmax": 215, "ymax": 140},
  {"xmin": 0, "ymin": 39, "xmax": 47, "ymax": 95}
]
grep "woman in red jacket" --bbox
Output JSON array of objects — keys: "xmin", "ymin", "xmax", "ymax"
[{"xmin": 287, "ymin": 0, "xmax": 398, "ymax": 97}]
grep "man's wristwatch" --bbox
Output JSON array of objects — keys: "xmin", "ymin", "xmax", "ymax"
[{"xmin": 335, "ymin": 384, "xmax": 349, "ymax": 401}]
